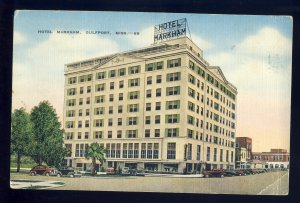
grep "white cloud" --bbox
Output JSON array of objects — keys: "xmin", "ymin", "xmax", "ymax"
[
  {"xmin": 13, "ymin": 32, "xmax": 120, "ymax": 120},
  {"xmin": 13, "ymin": 31, "xmax": 26, "ymax": 45},
  {"xmin": 190, "ymin": 33, "xmax": 214, "ymax": 50}
]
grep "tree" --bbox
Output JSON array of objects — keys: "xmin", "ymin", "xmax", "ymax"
[
  {"xmin": 30, "ymin": 101, "xmax": 66, "ymax": 167},
  {"xmin": 86, "ymin": 143, "xmax": 106, "ymax": 176},
  {"xmin": 11, "ymin": 108, "xmax": 33, "ymax": 172}
]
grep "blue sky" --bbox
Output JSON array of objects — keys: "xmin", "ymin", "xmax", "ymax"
[{"xmin": 13, "ymin": 11, "xmax": 293, "ymax": 152}]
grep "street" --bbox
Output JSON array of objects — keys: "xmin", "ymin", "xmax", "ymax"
[{"xmin": 10, "ymin": 171, "xmax": 288, "ymax": 195}]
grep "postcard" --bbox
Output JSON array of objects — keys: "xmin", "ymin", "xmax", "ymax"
[{"xmin": 11, "ymin": 10, "xmax": 292, "ymax": 194}]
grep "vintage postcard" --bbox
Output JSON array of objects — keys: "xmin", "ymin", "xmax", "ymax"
[{"xmin": 11, "ymin": 11, "xmax": 292, "ymax": 194}]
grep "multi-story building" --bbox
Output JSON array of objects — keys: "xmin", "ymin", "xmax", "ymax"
[
  {"xmin": 235, "ymin": 146, "xmax": 247, "ymax": 169},
  {"xmin": 63, "ymin": 36, "xmax": 237, "ymax": 173},
  {"xmin": 252, "ymin": 149, "xmax": 290, "ymax": 169}
]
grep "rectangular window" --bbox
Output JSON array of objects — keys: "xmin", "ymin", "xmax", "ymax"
[
  {"xmin": 167, "ymin": 58, "xmax": 181, "ymax": 68},
  {"xmin": 122, "ymin": 143, "xmax": 127, "ymax": 158},
  {"xmin": 94, "ymin": 107, "xmax": 104, "ymax": 115},
  {"xmin": 167, "ymin": 143, "xmax": 176, "ymax": 159},
  {"xmin": 128, "ymin": 143, "xmax": 133, "ymax": 158},
  {"xmin": 109, "ymin": 94, "xmax": 114, "ymax": 102},
  {"xmin": 128, "ymin": 65, "xmax": 140, "ymax": 74},
  {"xmin": 145, "ymin": 116, "xmax": 151, "ymax": 124},
  {"xmin": 127, "ymin": 130, "xmax": 137, "ymax": 138},
  {"xmin": 220, "ymin": 149, "xmax": 223, "ymax": 162},
  {"xmin": 188, "ymin": 74, "xmax": 195, "ymax": 84},
  {"xmin": 146, "ymin": 90, "xmax": 152, "ymax": 98},
  {"xmin": 118, "ymin": 105, "xmax": 123, "ymax": 113},
  {"xmin": 128, "ymin": 104, "xmax": 139, "ymax": 112},
  {"xmin": 128, "ymin": 117, "xmax": 138, "ymax": 125},
  {"xmin": 128, "ymin": 78, "xmax": 140, "ymax": 87},
  {"xmin": 109, "ymin": 106, "xmax": 113, "ymax": 114},
  {"xmin": 147, "ymin": 76, "xmax": 152, "ymax": 85},
  {"xmin": 166, "ymin": 114, "xmax": 180, "ymax": 123},
  {"xmin": 166, "ymin": 100, "xmax": 180, "ymax": 109},
  {"xmin": 166, "ymin": 128, "xmax": 179, "ymax": 137},
  {"xmin": 94, "ymin": 131, "xmax": 103, "ymax": 139},
  {"xmin": 66, "ymin": 110, "xmax": 75, "ymax": 117},
  {"xmin": 117, "ymin": 130, "xmax": 122, "ymax": 138},
  {"xmin": 84, "ymin": 132, "xmax": 89, "ymax": 139},
  {"xmin": 119, "ymin": 80, "xmax": 124, "ymax": 88},
  {"xmin": 96, "ymin": 71, "xmax": 106, "ymax": 80},
  {"xmin": 188, "ymin": 87, "xmax": 195, "ymax": 98},
  {"xmin": 80, "ymin": 87, "xmax": 84, "ymax": 94},
  {"xmin": 65, "ymin": 132, "xmax": 73, "ymax": 140},
  {"xmin": 111, "ymin": 143, "xmax": 116, "ymax": 158},
  {"xmin": 110, "ymin": 82, "xmax": 114, "ymax": 90},
  {"xmin": 68, "ymin": 77, "xmax": 77, "ymax": 84},
  {"xmin": 141, "ymin": 143, "xmax": 146, "ymax": 159},
  {"xmin": 108, "ymin": 119, "xmax": 113, "ymax": 126},
  {"xmin": 156, "ymin": 75, "xmax": 162, "ymax": 83},
  {"xmin": 147, "ymin": 143, "xmax": 153, "ymax": 159},
  {"xmin": 187, "ymin": 115, "xmax": 194, "ymax": 125},
  {"xmin": 156, "ymin": 88, "xmax": 161, "ymax": 97},
  {"xmin": 189, "ymin": 60, "xmax": 195, "ymax": 70},
  {"xmin": 207, "ymin": 147, "xmax": 211, "ymax": 161},
  {"xmin": 67, "ymin": 88, "xmax": 76, "ymax": 96},
  {"xmin": 145, "ymin": 129, "xmax": 150, "ymax": 137},
  {"xmin": 94, "ymin": 119, "xmax": 104, "ymax": 127},
  {"xmin": 167, "ymin": 72, "xmax": 181, "ymax": 81},
  {"xmin": 188, "ymin": 101, "xmax": 195, "ymax": 111},
  {"xmin": 214, "ymin": 148, "xmax": 217, "ymax": 162},
  {"xmin": 119, "ymin": 93, "xmax": 123, "ymax": 101},
  {"xmin": 95, "ymin": 83, "xmax": 105, "ymax": 92},
  {"xmin": 155, "ymin": 102, "xmax": 161, "ymax": 110},
  {"xmin": 95, "ymin": 95, "xmax": 105, "ymax": 103},
  {"xmin": 134, "ymin": 143, "xmax": 139, "ymax": 158},
  {"xmin": 109, "ymin": 70, "xmax": 116, "ymax": 78},
  {"xmin": 66, "ymin": 99, "xmax": 76, "ymax": 106},
  {"xmin": 146, "ymin": 103, "xmax": 151, "ymax": 111},
  {"xmin": 155, "ymin": 115, "xmax": 160, "ymax": 124},
  {"xmin": 108, "ymin": 131, "xmax": 112, "ymax": 138},
  {"xmin": 116, "ymin": 144, "xmax": 121, "ymax": 158},
  {"xmin": 197, "ymin": 145, "xmax": 201, "ymax": 160},
  {"xmin": 155, "ymin": 129, "xmax": 160, "ymax": 137},
  {"xmin": 166, "ymin": 86, "xmax": 180, "ymax": 96},
  {"xmin": 153, "ymin": 143, "xmax": 159, "ymax": 159},
  {"xmin": 128, "ymin": 91, "xmax": 139, "ymax": 100},
  {"xmin": 187, "ymin": 129, "xmax": 194, "ymax": 138},
  {"xmin": 118, "ymin": 68, "xmax": 126, "ymax": 76},
  {"xmin": 187, "ymin": 144, "xmax": 192, "ymax": 160}
]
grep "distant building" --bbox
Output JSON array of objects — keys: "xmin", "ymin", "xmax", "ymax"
[
  {"xmin": 235, "ymin": 137, "xmax": 252, "ymax": 168},
  {"xmin": 235, "ymin": 146, "xmax": 246, "ymax": 169},
  {"xmin": 252, "ymin": 149, "xmax": 290, "ymax": 169}
]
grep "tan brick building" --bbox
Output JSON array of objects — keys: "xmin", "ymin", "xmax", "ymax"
[
  {"xmin": 63, "ymin": 36, "xmax": 237, "ymax": 173},
  {"xmin": 252, "ymin": 149, "xmax": 290, "ymax": 169}
]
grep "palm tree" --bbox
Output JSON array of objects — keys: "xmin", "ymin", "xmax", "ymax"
[{"xmin": 85, "ymin": 143, "xmax": 106, "ymax": 176}]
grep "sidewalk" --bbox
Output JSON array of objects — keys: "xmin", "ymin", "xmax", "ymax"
[{"xmin": 10, "ymin": 179, "xmax": 65, "ymax": 190}]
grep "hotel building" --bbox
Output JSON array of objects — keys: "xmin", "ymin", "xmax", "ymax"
[{"xmin": 63, "ymin": 36, "xmax": 237, "ymax": 173}]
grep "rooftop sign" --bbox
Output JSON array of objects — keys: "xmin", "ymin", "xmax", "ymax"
[{"xmin": 154, "ymin": 18, "xmax": 187, "ymax": 43}]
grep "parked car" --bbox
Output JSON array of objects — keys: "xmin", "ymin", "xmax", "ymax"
[
  {"xmin": 121, "ymin": 167, "xmax": 131, "ymax": 175},
  {"xmin": 242, "ymin": 169, "xmax": 252, "ymax": 175},
  {"xmin": 224, "ymin": 170, "xmax": 238, "ymax": 177},
  {"xmin": 106, "ymin": 167, "xmax": 116, "ymax": 175},
  {"xmin": 234, "ymin": 170, "xmax": 246, "ymax": 176},
  {"xmin": 54, "ymin": 166, "xmax": 81, "ymax": 178},
  {"xmin": 29, "ymin": 165, "xmax": 55, "ymax": 176},
  {"xmin": 135, "ymin": 168, "xmax": 145, "ymax": 176},
  {"xmin": 203, "ymin": 171, "xmax": 226, "ymax": 178}
]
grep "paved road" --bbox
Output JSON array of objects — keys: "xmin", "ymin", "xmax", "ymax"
[{"xmin": 10, "ymin": 171, "xmax": 288, "ymax": 195}]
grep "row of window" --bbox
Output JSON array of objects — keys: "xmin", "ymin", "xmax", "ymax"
[{"xmin": 67, "ymin": 58, "xmax": 182, "ymax": 85}]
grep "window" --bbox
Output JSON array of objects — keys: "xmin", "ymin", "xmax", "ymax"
[
  {"xmin": 85, "ymin": 120, "xmax": 90, "ymax": 128},
  {"xmin": 146, "ymin": 61, "xmax": 163, "ymax": 71},
  {"xmin": 109, "ymin": 106, "xmax": 113, "ymax": 114},
  {"xmin": 119, "ymin": 93, "xmax": 123, "ymax": 101},
  {"xmin": 134, "ymin": 143, "xmax": 139, "ymax": 158},
  {"xmin": 94, "ymin": 107, "xmax": 104, "ymax": 115},
  {"xmin": 128, "ymin": 91, "xmax": 139, "ymax": 100},
  {"xmin": 77, "ymin": 132, "xmax": 82, "ymax": 139},
  {"xmin": 95, "ymin": 83, "xmax": 105, "ymax": 92},
  {"xmin": 108, "ymin": 119, "xmax": 113, "ymax": 126},
  {"xmin": 95, "ymin": 95, "xmax": 105, "ymax": 103},
  {"xmin": 94, "ymin": 119, "xmax": 104, "ymax": 127},
  {"xmin": 166, "ymin": 86, "xmax": 180, "ymax": 96},
  {"xmin": 146, "ymin": 90, "xmax": 152, "ymax": 98},
  {"xmin": 128, "ymin": 143, "xmax": 133, "ymax": 158},
  {"xmin": 123, "ymin": 144, "xmax": 127, "ymax": 158},
  {"xmin": 67, "ymin": 99, "xmax": 76, "ymax": 106},
  {"xmin": 188, "ymin": 101, "xmax": 195, "ymax": 111},
  {"xmin": 67, "ymin": 88, "xmax": 76, "ymax": 96},
  {"xmin": 118, "ymin": 105, "xmax": 123, "ymax": 113},
  {"xmin": 79, "ymin": 75, "xmax": 85, "ymax": 83},
  {"xmin": 207, "ymin": 147, "xmax": 211, "ymax": 161},
  {"xmin": 84, "ymin": 132, "xmax": 89, "ymax": 139},
  {"xmin": 166, "ymin": 114, "xmax": 180, "ymax": 123},
  {"xmin": 187, "ymin": 144, "xmax": 192, "ymax": 160},
  {"xmin": 187, "ymin": 115, "xmax": 194, "ymax": 125},
  {"xmin": 77, "ymin": 121, "xmax": 82, "ymax": 128},
  {"xmin": 127, "ymin": 130, "xmax": 137, "ymax": 138},
  {"xmin": 145, "ymin": 116, "xmax": 151, "ymax": 124},
  {"xmin": 220, "ymin": 149, "xmax": 223, "ymax": 162},
  {"xmin": 154, "ymin": 143, "xmax": 159, "ymax": 159},
  {"xmin": 155, "ymin": 129, "xmax": 160, "ymax": 137},
  {"xmin": 167, "ymin": 143, "xmax": 176, "ymax": 159},
  {"xmin": 189, "ymin": 61, "xmax": 195, "ymax": 70},
  {"xmin": 167, "ymin": 58, "xmax": 181, "ymax": 68},
  {"xmin": 75, "ymin": 144, "xmax": 88, "ymax": 157},
  {"xmin": 118, "ymin": 68, "xmax": 126, "ymax": 76},
  {"xmin": 128, "ymin": 117, "xmax": 138, "ymax": 125},
  {"xmin": 166, "ymin": 100, "xmax": 180, "ymax": 109},
  {"xmin": 155, "ymin": 102, "xmax": 161, "ymax": 110},
  {"xmin": 188, "ymin": 87, "xmax": 195, "ymax": 98},
  {"xmin": 65, "ymin": 132, "xmax": 73, "ymax": 140},
  {"xmin": 94, "ymin": 131, "xmax": 103, "ymax": 139},
  {"xmin": 117, "ymin": 130, "xmax": 122, "ymax": 138},
  {"xmin": 79, "ymin": 109, "xmax": 82, "ymax": 116},
  {"xmin": 141, "ymin": 143, "xmax": 146, "ymax": 159},
  {"xmin": 156, "ymin": 61, "xmax": 163, "ymax": 70},
  {"xmin": 147, "ymin": 76, "xmax": 152, "ymax": 85},
  {"xmin": 187, "ymin": 129, "xmax": 193, "ymax": 138},
  {"xmin": 111, "ymin": 143, "xmax": 116, "ymax": 158},
  {"xmin": 166, "ymin": 128, "xmax": 179, "ymax": 137},
  {"xmin": 197, "ymin": 145, "xmax": 201, "ymax": 160},
  {"xmin": 146, "ymin": 103, "xmax": 151, "ymax": 111},
  {"xmin": 167, "ymin": 72, "xmax": 181, "ymax": 81},
  {"xmin": 155, "ymin": 115, "xmax": 160, "ymax": 124},
  {"xmin": 86, "ymin": 109, "xmax": 90, "ymax": 116},
  {"xmin": 128, "ymin": 104, "xmax": 139, "ymax": 112},
  {"xmin": 109, "ymin": 94, "xmax": 114, "ymax": 102},
  {"xmin": 145, "ymin": 129, "xmax": 150, "ymax": 137},
  {"xmin": 147, "ymin": 143, "xmax": 153, "ymax": 159},
  {"xmin": 86, "ymin": 97, "xmax": 90, "ymax": 105},
  {"xmin": 156, "ymin": 75, "xmax": 162, "ymax": 83},
  {"xmin": 188, "ymin": 74, "xmax": 195, "ymax": 84},
  {"xmin": 96, "ymin": 72, "xmax": 106, "ymax": 79},
  {"xmin": 128, "ymin": 78, "xmax": 140, "ymax": 87},
  {"xmin": 119, "ymin": 80, "xmax": 124, "ymax": 88},
  {"xmin": 68, "ymin": 77, "xmax": 77, "ymax": 84},
  {"xmin": 145, "ymin": 63, "xmax": 154, "ymax": 71},
  {"xmin": 156, "ymin": 88, "xmax": 161, "ymax": 97},
  {"xmin": 118, "ymin": 118, "xmax": 122, "ymax": 126},
  {"xmin": 66, "ymin": 110, "xmax": 75, "ymax": 117},
  {"xmin": 109, "ymin": 70, "xmax": 116, "ymax": 78},
  {"xmin": 110, "ymin": 82, "xmax": 114, "ymax": 90},
  {"xmin": 213, "ymin": 148, "xmax": 217, "ymax": 162},
  {"xmin": 129, "ymin": 65, "xmax": 140, "ymax": 74},
  {"xmin": 106, "ymin": 131, "xmax": 112, "ymax": 139}
]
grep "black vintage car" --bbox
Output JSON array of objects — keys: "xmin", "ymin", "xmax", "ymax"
[{"xmin": 54, "ymin": 167, "xmax": 82, "ymax": 178}]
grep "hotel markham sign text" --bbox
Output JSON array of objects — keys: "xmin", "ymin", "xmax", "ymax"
[{"xmin": 154, "ymin": 18, "xmax": 187, "ymax": 43}]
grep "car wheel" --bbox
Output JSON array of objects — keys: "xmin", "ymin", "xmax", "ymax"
[
  {"xmin": 57, "ymin": 173, "xmax": 61, "ymax": 177},
  {"xmin": 30, "ymin": 172, "xmax": 35, "ymax": 176},
  {"xmin": 45, "ymin": 172, "xmax": 50, "ymax": 176},
  {"xmin": 70, "ymin": 174, "xmax": 74, "ymax": 178}
]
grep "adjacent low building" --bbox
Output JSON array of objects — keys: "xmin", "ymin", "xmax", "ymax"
[
  {"xmin": 252, "ymin": 149, "xmax": 290, "ymax": 169},
  {"xmin": 63, "ymin": 35, "xmax": 237, "ymax": 173},
  {"xmin": 235, "ymin": 137, "xmax": 252, "ymax": 168}
]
